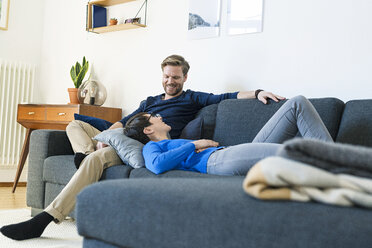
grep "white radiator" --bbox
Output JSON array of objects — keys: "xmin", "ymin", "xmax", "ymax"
[{"xmin": 0, "ymin": 59, "xmax": 35, "ymax": 167}]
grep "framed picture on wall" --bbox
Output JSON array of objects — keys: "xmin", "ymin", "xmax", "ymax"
[
  {"xmin": 227, "ymin": 0, "xmax": 263, "ymax": 35},
  {"xmin": 0, "ymin": 0, "xmax": 10, "ymax": 30},
  {"xmin": 188, "ymin": 0, "xmax": 221, "ymax": 40}
]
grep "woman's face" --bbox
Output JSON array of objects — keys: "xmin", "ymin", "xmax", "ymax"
[{"xmin": 147, "ymin": 114, "xmax": 171, "ymax": 134}]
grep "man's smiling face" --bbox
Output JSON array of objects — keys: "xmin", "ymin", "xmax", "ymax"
[{"xmin": 162, "ymin": 65, "xmax": 187, "ymax": 99}]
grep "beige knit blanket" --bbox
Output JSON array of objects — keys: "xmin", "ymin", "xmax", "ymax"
[{"xmin": 243, "ymin": 157, "xmax": 372, "ymax": 208}]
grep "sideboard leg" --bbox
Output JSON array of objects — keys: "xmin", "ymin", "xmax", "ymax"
[{"xmin": 12, "ymin": 128, "xmax": 33, "ymax": 193}]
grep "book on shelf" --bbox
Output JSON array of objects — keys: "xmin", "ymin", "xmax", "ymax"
[{"xmin": 92, "ymin": 5, "xmax": 107, "ymax": 28}]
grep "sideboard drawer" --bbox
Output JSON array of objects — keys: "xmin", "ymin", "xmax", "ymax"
[
  {"xmin": 17, "ymin": 103, "xmax": 122, "ymax": 130},
  {"xmin": 46, "ymin": 107, "xmax": 77, "ymax": 122},
  {"xmin": 18, "ymin": 106, "xmax": 46, "ymax": 121}
]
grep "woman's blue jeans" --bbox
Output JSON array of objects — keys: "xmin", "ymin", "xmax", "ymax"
[{"xmin": 207, "ymin": 95, "xmax": 333, "ymax": 176}]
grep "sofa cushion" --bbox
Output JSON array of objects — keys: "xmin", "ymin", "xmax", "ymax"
[
  {"xmin": 100, "ymin": 165, "xmax": 133, "ymax": 180},
  {"xmin": 213, "ymin": 98, "xmax": 344, "ymax": 146},
  {"xmin": 43, "ymin": 155, "xmax": 76, "ymax": 185},
  {"xmin": 129, "ymin": 167, "xmax": 225, "ymax": 178},
  {"xmin": 82, "ymin": 238, "xmax": 117, "ymax": 248},
  {"xmin": 77, "ymin": 178, "xmax": 372, "ymax": 248},
  {"xmin": 43, "ymin": 155, "xmax": 132, "ymax": 185},
  {"xmin": 196, "ymin": 103, "xmax": 219, "ymax": 140},
  {"xmin": 336, "ymin": 99, "xmax": 372, "ymax": 147},
  {"xmin": 94, "ymin": 128, "xmax": 145, "ymax": 169},
  {"xmin": 179, "ymin": 117, "xmax": 203, "ymax": 140}
]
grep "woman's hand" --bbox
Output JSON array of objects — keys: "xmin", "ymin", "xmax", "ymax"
[{"xmin": 192, "ymin": 139, "xmax": 219, "ymax": 153}]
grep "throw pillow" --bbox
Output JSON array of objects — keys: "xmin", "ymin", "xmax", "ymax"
[
  {"xmin": 74, "ymin": 113, "xmax": 113, "ymax": 131},
  {"xmin": 94, "ymin": 128, "xmax": 145, "ymax": 168},
  {"xmin": 179, "ymin": 117, "xmax": 204, "ymax": 140}
]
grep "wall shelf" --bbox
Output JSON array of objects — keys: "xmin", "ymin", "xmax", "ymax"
[
  {"xmin": 89, "ymin": 0, "xmax": 137, "ymax": 7},
  {"xmin": 86, "ymin": 0, "xmax": 147, "ymax": 34},
  {"xmin": 87, "ymin": 23, "xmax": 146, "ymax": 33}
]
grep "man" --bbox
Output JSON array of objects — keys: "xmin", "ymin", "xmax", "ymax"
[{"xmin": 0, "ymin": 55, "xmax": 284, "ymax": 240}]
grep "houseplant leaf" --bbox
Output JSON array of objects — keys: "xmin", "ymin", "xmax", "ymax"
[
  {"xmin": 70, "ymin": 57, "xmax": 89, "ymax": 88},
  {"xmin": 75, "ymin": 61, "xmax": 89, "ymax": 88},
  {"xmin": 70, "ymin": 66, "xmax": 77, "ymax": 87}
]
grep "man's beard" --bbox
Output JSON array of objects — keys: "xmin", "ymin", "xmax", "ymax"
[{"xmin": 164, "ymin": 84, "xmax": 182, "ymax": 96}]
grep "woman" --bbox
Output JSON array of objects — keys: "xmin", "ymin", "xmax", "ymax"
[{"xmin": 124, "ymin": 95, "xmax": 333, "ymax": 176}]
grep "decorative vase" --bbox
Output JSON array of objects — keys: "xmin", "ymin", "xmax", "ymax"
[
  {"xmin": 78, "ymin": 79, "xmax": 107, "ymax": 106},
  {"xmin": 67, "ymin": 88, "xmax": 79, "ymax": 104}
]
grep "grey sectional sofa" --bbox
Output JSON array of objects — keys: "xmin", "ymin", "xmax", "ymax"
[{"xmin": 26, "ymin": 97, "xmax": 372, "ymax": 248}]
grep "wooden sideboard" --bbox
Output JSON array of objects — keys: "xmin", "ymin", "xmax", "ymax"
[{"xmin": 13, "ymin": 104, "xmax": 122, "ymax": 192}]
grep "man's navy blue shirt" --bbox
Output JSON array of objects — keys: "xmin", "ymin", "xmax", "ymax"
[{"xmin": 119, "ymin": 89, "xmax": 238, "ymax": 138}]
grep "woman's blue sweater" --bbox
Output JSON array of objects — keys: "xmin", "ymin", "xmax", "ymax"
[{"xmin": 143, "ymin": 139, "xmax": 220, "ymax": 174}]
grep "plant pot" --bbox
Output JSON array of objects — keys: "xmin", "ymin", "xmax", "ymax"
[
  {"xmin": 109, "ymin": 19, "xmax": 118, "ymax": 26},
  {"xmin": 67, "ymin": 88, "xmax": 79, "ymax": 104}
]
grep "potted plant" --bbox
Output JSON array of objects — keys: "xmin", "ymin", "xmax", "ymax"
[
  {"xmin": 109, "ymin": 18, "xmax": 118, "ymax": 26},
  {"xmin": 68, "ymin": 56, "xmax": 89, "ymax": 104}
]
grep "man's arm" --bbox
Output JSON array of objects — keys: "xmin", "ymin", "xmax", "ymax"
[
  {"xmin": 237, "ymin": 90, "xmax": 285, "ymax": 104},
  {"xmin": 236, "ymin": 91, "xmax": 255, "ymax": 99},
  {"xmin": 188, "ymin": 90, "xmax": 239, "ymax": 107}
]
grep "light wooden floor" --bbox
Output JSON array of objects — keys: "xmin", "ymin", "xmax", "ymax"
[{"xmin": 0, "ymin": 186, "xmax": 28, "ymax": 210}]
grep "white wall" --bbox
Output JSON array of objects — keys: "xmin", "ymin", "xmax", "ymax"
[
  {"xmin": 36, "ymin": 0, "xmax": 372, "ymax": 116},
  {"xmin": 0, "ymin": 0, "xmax": 45, "ymax": 182},
  {"xmin": 0, "ymin": 0, "xmax": 45, "ymax": 65}
]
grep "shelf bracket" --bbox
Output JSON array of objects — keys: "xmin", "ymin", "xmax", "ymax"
[{"xmin": 134, "ymin": 0, "xmax": 148, "ymax": 26}]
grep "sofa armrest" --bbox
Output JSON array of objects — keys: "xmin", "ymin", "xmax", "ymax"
[{"xmin": 27, "ymin": 130, "xmax": 73, "ymax": 209}]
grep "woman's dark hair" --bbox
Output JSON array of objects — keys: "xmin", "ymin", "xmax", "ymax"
[{"xmin": 123, "ymin": 112, "xmax": 152, "ymax": 144}]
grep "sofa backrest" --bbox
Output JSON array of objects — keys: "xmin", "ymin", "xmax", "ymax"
[
  {"xmin": 197, "ymin": 97, "xmax": 344, "ymax": 146},
  {"xmin": 336, "ymin": 99, "xmax": 372, "ymax": 147},
  {"xmin": 213, "ymin": 99, "xmax": 284, "ymax": 146}
]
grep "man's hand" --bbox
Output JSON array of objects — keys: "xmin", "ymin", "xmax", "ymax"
[
  {"xmin": 109, "ymin": 121, "xmax": 123, "ymax": 130},
  {"xmin": 192, "ymin": 139, "xmax": 219, "ymax": 153},
  {"xmin": 95, "ymin": 122, "xmax": 123, "ymax": 150},
  {"xmin": 257, "ymin": 91, "xmax": 286, "ymax": 104},
  {"xmin": 96, "ymin": 141, "xmax": 108, "ymax": 150},
  {"xmin": 237, "ymin": 90, "xmax": 285, "ymax": 104}
]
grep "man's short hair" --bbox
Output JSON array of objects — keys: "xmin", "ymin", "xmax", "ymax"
[
  {"xmin": 123, "ymin": 112, "xmax": 152, "ymax": 144},
  {"xmin": 161, "ymin": 55, "xmax": 190, "ymax": 76}
]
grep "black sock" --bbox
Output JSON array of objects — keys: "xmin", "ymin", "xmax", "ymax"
[
  {"xmin": 74, "ymin": 152, "xmax": 87, "ymax": 169},
  {"xmin": 0, "ymin": 211, "xmax": 54, "ymax": 240}
]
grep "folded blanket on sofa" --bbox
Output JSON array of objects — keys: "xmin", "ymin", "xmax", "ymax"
[
  {"xmin": 276, "ymin": 138, "xmax": 372, "ymax": 179},
  {"xmin": 242, "ymin": 156, "xmax": 372, "ymax": 208}
]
